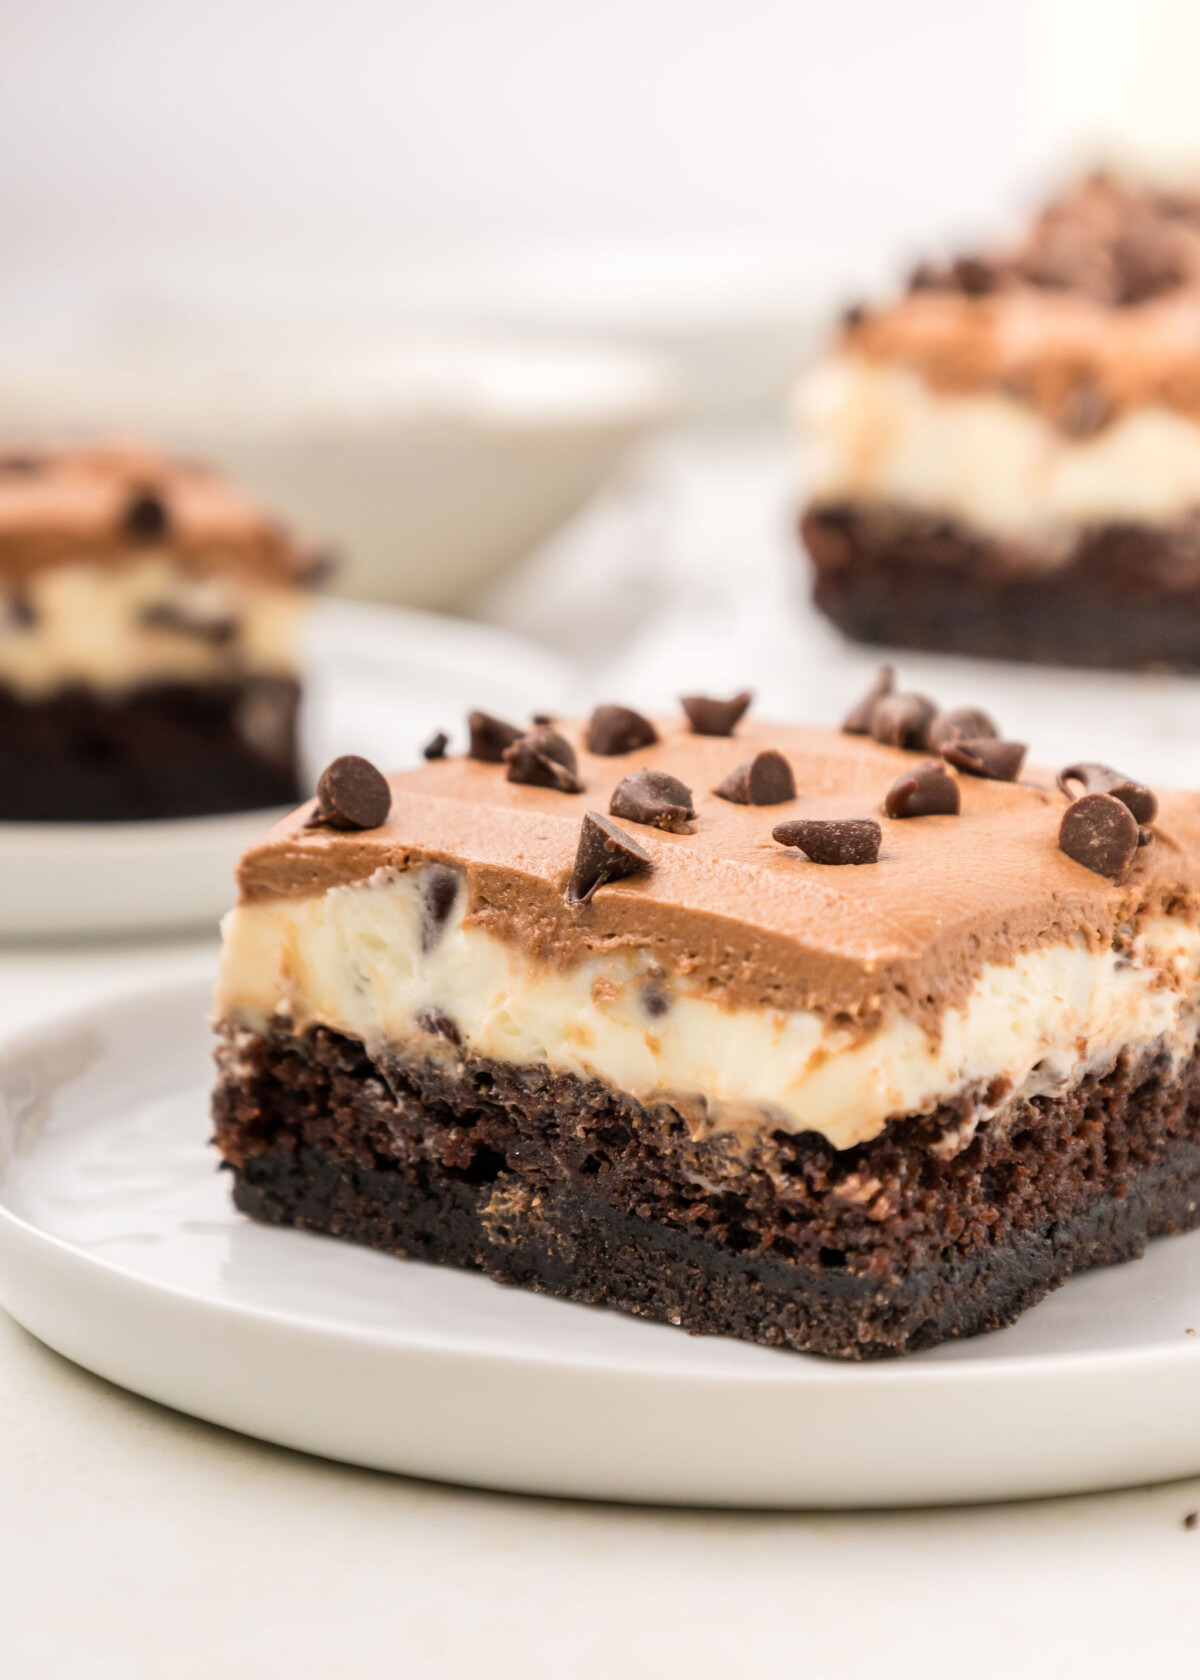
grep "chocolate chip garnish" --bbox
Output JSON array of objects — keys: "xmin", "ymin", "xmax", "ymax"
[
  {"xmin": 952, "ymin": 254, "xmax": 999, "ymax": 297},
  {"xmin": 422, "ymin": 731, "xmax": 449, "ymax": 760},
  {"xmin": 870, "ymin": 692, "xmax": 937, "ymax": 751},
  {"xmin": 416, "ymin": 1007, "xmax": 462, "ymax": 1048},
  {"xmin": 842, "ymin": 665, "xmax": 895, "ymax": 735},
  {"xmin": 713, "ymin": 750, "xmax": 796, "ymax": 807},
  {"xmin": 941, "ymin": 737, "xmax": 1027, "ymax": 782},
  {"xmin": 531, "ymin": 712, "xmax": 555, "ymax": 726},
  {"xmin": 1138, "ymin": 825, "xmax": 1154, "ymax": 847},
  {"xmin": 585, "ymin": 704, "xmax": 658, "ymax": 756},
  {"xmin": 772, "ymin": 817, "xmax": 881, "ymax": 865},
  {"xmin": 467, "ymin": 711, "xmax": 523, "ymax": 763},
  {"xmin": 420, "ymin": 864, "xmax": 461, "ymax": 952},
  {"xmin": 643, "ymin": 987, "xmax": 669, "ymax": 1018},
  {"xmin": 140, "ymin": 601, "xmax": 237, "ymax": 645},
  {"xmin": 680, "ymin": 691, "xmax": 753, "ymax": 737},
  {"xmin": 1058, "ymin": 762, "xmax": 1158, "ymax": 825},
  {"xmin": 927, "ymin": 707, "xmax": 998, "ymax": 752},
  {"xmin": 609, "ymin": 768, "xmax": 696, "ymax": 832},
  {"xmin": 123, "ymin": 488, "xmax": 170, "ymax": 542},
  {"xmin": 503, "ymin": 726, "xmax": 584, "ymax": 793},
  {"xmin": 9, "ymin": 591, "xmax": 35, "ymax": 629},
  {"xmin": 566, "ymin": 812, "xmax": 653, "ymax": 906},
  {"xmin": 884, "ymin": 761, "xmax": 960, "ymax": 818},
  {"xmin": 1058, "ymin": 793, "xmax": 1139, "ymax": 879},
  {"xmin": 304, "ymin": 754, "xmax": 392, "ymax": 831}
]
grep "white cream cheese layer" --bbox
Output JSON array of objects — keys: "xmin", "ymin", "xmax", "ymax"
[
  {"xmin": 216, "ymin": 866, "xmax": 1200, "ymax": 1152},
  {"xmin": 0, "ymin": 555, "xmax": 304, "ymax": 697},
  {"xmin": 796, "ymin": 355, "xmax": 1200, "ymax": 544}
]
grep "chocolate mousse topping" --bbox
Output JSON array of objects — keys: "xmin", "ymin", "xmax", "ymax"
[
  {"xmin": 233, "ymin": 718, "xmax": 1200, "ymax": 1030},
  {"xmin": 884, "ymin": 760, "xmax": 960, "ymax": 818},
  {"xmin": 713, "ymin": 749, "xmax": 796, "ymax": 806},
  {"xmin": 609, "ymin": 768, "xmax": 695, "ymax": 831},
  {"xmin": 1059, "ymin": 792, "xmax": 1139, "ymax": 879},
  {"xmin": 467, "ymin": 711, "xmax": 523, "ymax": 763},
  {"xmin": 585, "ymin": 704, "xmax": 658, "ymax": 756},
  {"xmin": 0, "ymin": 440, "xmax": 311, "ymax": 582},
  {"xmin": 567, "ymin": 812, "xmax": 653, "ymax": 906},
  {"xmin": 304, "ymin": 755, "xmax": 392, "ymax": 832},
  {"xmin": 681, "ymin": 691, "xmax": 753, "ymax": 737},
  {"xmin": 1058, "ymin": 762, "xmax": 1159, "ymax": 824},
  {"xmin": 772, "ymin": 817, "xmax": 881, "ymax": 866}
]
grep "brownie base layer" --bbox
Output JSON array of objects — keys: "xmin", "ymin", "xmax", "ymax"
[
  {"xmin": 801, "ymin": 502, "xmax": 1200, "ymax": 669},
  {"xmin": 0, "ymin": 677, "xmax": 303, "ymax": 820},
  {"xmin": 213, "ymin": 1024, "xmax": 1200, "ymax": 1361}
]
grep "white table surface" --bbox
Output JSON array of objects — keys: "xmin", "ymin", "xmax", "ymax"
[{"xmin": 6, "ymin": 435, "xmax": 1200, "ymax": 1676}]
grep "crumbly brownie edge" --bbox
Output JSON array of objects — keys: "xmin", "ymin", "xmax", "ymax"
[
  {"xmin": 212, "ymin": 1023, "xmax": 1200, "ymax": 1360},
  {"xmin": 801, "ymin": 502, "xmax": 1200, "ymax": 669},
  {"xmin": 0, "ymin": 677, "xmax": 303, "ymax": 820}
]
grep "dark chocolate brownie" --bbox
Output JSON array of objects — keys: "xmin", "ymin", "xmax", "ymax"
[
  {"xmin": 803, "ymin": 503, "xmax": 1200, "ymax": 669},
  {"xmin": 0, "ymin": 677, "xmax": 303, "ymax": 821},
  {"xmin": 213, "ymin": 1023, "xmax": 1200, "ymax": 1361}
]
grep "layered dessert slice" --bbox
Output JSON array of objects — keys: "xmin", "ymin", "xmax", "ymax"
[
  {"xmin": 797, "ymin": 173, "xmax": 1200, "ymax": 667},
  {"xmin": 0, "ymin": 440, "xmax": 320, "ymax": 820},
  {"xmin": 212, "ymin": 691, "xmax": 1200, "ymax": 1358}
]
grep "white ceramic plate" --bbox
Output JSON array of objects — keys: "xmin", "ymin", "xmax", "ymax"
[
  {"xmin": 0, "ymin": 598, "xmax": 571, "ymax": 940},
  {"xmin": 3, "ymin": 976, "xmax": 1200, "ymax": 1509}
]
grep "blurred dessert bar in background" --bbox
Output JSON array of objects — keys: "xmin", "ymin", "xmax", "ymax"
[
  {"xmin": 0, "ymin": 442, "xmax": 320, "ymax": 821},
  {"xmin": 797, "ymin": 174, "xmax": 1200, "ymax": 668}
]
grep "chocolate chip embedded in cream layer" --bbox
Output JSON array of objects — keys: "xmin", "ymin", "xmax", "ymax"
[
  {"xmin": 214, "ymin": 703, "xmax": 1200, "ymax": 1359},
  {"xmin": 795, "ymin": 173, "xmax": 1200, "ymax": 669},
  {"xmin": 0, "ymin": 440, "xmax": 321, "ymax": 819}
]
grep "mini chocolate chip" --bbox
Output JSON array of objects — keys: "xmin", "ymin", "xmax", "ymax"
[
  {"xmin": 870, "ymin": 692, "xmax": 937, "ymax": 751},
  {"xmin": 927, "ymin": 707, "xmax": 999, "ymax": 752},
  {"xmin": 1058, "ymin": 762, "xmax": 1158, "ymax": 825},
  {"xmin": 843, "ymin": 665, "xmax": 895, "ymax": 734},
  {"xmin": 1057, "ymin": 380, "xmax": 1112, "ymax": 439},
  {"xmin": 566, "ymin": 811, "xmax": 653, "ymax": 906},
  {"xmin": 681, "ymin": 691, "xmax": 753, "ymax": 737},
  {"xmin": 643, "ymin": 987, "xmax": 669, "ymax": 1018},
  {"xmin": 140, "ymin": 601, "xmax": 237, "ymax": 646},
  {"xmin": 305, "ymin": 754, "xmax": 392, "ymax": 831},
  {"xmin": 423, "ymin": 731, "xmax": 450, "ymax": 760},
  {"xmin": 468, "ymin": 710, "xmax": 523, "ymax": 763},
  {"xmin": 1058, "ymin": 793, "xmax": 1139, "ymax": 879},
  {"xmin": 1138, "ymin": 825, "xmax": 1154, "ymax": 847},
  {"xmin": 941, "ymin": 737, "xmax": 1027, "ymax": 782},
  {"xmin": 9, "ymin": 591, "xmax": 35, "ymax": 629},
  {"xmin": 771, "ymin": 817, "xmax": 881, "ymax": 865},
  {"xmin": 123, "ymin": 488, "xmax": 170, "ymax": 542},
  {"xmin": 531, "ymin": 712, "xmax": 555, "ymax": 726},
  {"xmin": 585, "ymin": 704, "xmax": 658, "ymax": 756},
  {"xmin": 420, "ymin": 864, "xmax": 460, "ymax": 953},
  {"xmin": 952, "ymin": 255, "xmax": 998, "ymax": 296},
  {"xmin": 884, "ymin": 761, "xmax": 960, "ymax": 818},
  {"xmin": 609, "ymin": 768, "xmax": 696, "ymax": 832},
  {"xmin": 503, "ymin": 726, "xmax": 584, "ymax": 793},
  {"xmin": 416, "ymin": 1007, "xmax": 462, "ymax": 1047},
  {"xmin": 713, "ymin": 749, "xmax": 796, "ymax": 807}
]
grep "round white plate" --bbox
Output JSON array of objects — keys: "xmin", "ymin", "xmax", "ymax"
[
  {"xmin": 0, "ymin": 598, "xmax": 571, "ymax": 940},
  {"xmin": 3, "ymin": 977, "xmax": 1200, "ymax": 1509}
]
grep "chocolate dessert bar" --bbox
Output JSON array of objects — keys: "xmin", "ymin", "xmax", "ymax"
[
  {"xmin": 797, "ymin": 174, "xmax": 1200, "ymax": 668},
  {"xmin": 212, "ymin": 690, "xmax": 1200, "ymax": 1359},
  {"xmin": 0, "ymin": 442, "xmax": 319, "ymax": 820}
]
